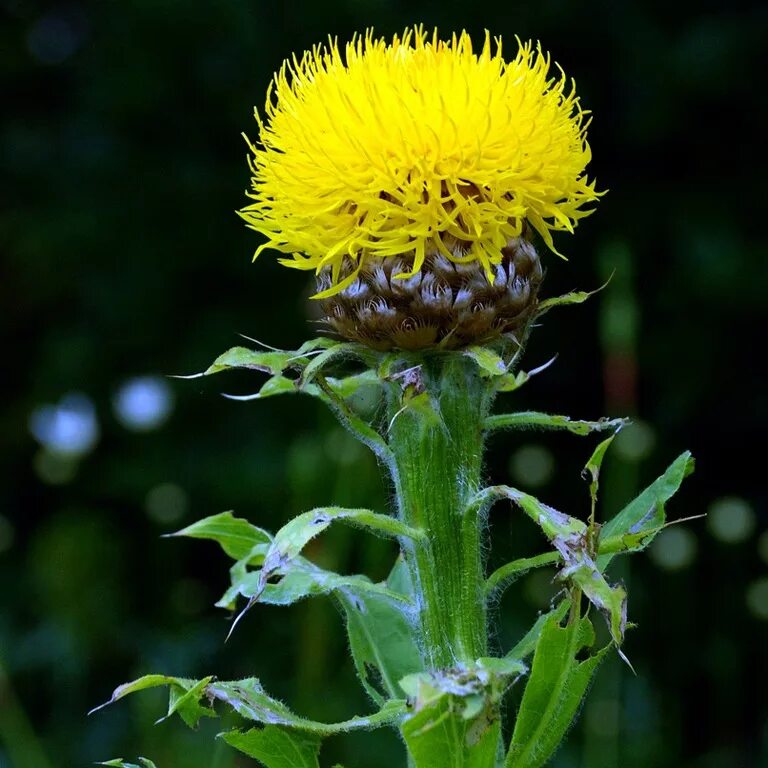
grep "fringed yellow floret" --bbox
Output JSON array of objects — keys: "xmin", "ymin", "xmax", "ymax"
[{"xmin": 240, "ymin": 26, "xmax": 601, "ymax": 297}]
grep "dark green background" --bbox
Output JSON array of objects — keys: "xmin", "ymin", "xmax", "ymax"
[{"xmin": 2, "ymin": 1, "xmax": 766, "ymax": 766}]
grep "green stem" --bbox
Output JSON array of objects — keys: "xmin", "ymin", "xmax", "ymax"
[{"xmin": 386, "ymin": 355, "xmax": 493, "ymax": 668}]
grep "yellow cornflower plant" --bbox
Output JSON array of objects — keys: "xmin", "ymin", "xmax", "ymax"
[
  {"xmin": 241, "ymin": 26, "xmax": 601, "ymax": 297},
  {"xmin": 95, "ymin": 26, "xmax": 693, "ymax": 768}
]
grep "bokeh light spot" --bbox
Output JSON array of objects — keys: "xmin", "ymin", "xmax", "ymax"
[
  {"xmin": 707, "ymin": 496, "xmax": 755, "ymax": 544},
  {"xmin": 33, "ymin": 449, "xmax": 80, "ymax": 485},
  {"xmin": 509, "ymin": 444, "xmax": 555, "ymax": 488},
  {"xmin": 29, "ymin": 392, "xmax": 99, "ymax": 456},
  {"xmin": 145, "ymin": 483, "xmax": 188, "ymax": 525},
  {"xmin": 613, "ymin": 420, "xmax": 656, "ymax": 461},
  {"xmin": 649, "ymin": 527, "xmax": 698, "ymax": 571},
  {"xmin": 114, "ymin": 376, "xmax": 174, "ymax": 432},
  {"xmin": 26, "ymin": 8, "xmax": 87, "ymax": 65},
  {"xmin": 745, "ymin": 577, "xmax": 768, "ymax": 621}
]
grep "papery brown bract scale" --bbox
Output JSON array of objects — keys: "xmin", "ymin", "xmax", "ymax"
[{"xmin": 318, "ymin": 234, "xmax": 543, "ymax": 350}]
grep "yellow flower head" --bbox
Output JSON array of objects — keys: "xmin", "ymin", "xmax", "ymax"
[{"xmin": 241, "ymin": 27, "xmax": 601, "ymax": 297}]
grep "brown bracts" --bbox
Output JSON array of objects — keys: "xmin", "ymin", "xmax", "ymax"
[{"xmin": 318, "ymin": 234, "xmax": 543, "ymax": 350}]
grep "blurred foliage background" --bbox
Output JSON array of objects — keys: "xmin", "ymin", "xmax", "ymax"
[{"xmin": 1, "ymin": 1, "xmax": 767, "ymax": 766}]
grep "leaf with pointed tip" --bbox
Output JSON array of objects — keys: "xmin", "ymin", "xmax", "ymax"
[
  {"xmin": 216, "ymin": 551, "xmax": 413, "ymax": 648},
  {"xmin": 464, "ymin": 347, "xmax": 507, "ymax": 377},
  {"xmin": 401, "ymin": 691, "xmax": 501, "ymax": 768},
  {"xmin": 506, "ymin": 614, "xmax": 608, "ymax": 768},
  {"xmin": 296, "ymin": 337, "xmax": 340, "ymax": 355},
  {"xmin": 313, "ymin": 376, "xmax": 393, "ymax": 465},
  {"xmin": 209, "ymin": 679, "xmax": 405, "ymax": 734},
  {"xmin": 221, "ymin": 727, "xmax": 321, "ymax": 768},
  {"xmin": 95, "ymin": 673, "xmax": 405, "ymax": 740},
  {"xmin": 396, "ymin": 391, "xmax": 443, "ymax": 430},
  {"xmin": 474, "ymin": 656, "xmax": 527, "ymax": 683},
  {"xmin": 485, "ymin": 552, "xmax": 561, "ymax": 597},
  {"xmin": 186, "ymin": 347, "xmax": 298, "ymax": 378},
  {"xmin": 325, "ymin": 370, "xmax": 381, "ymax": 400},
  {"xmin": 494, "ymin": 370, "xmax": 530, "ymax": 393},
  {"xmin": 505, "ymin": 601, "xmax": 571, "ymax": 662},
  {"xmin": 168, "ymin": 511, "xmax": 271, "ymax": 561},
  {"xmin": 485, "ymin": 487, "xmax": 626, "ymax": 646},
  {"xmin": 90, "ymin": 675, "xmax": 209, "ymax": 723},
  {"xmin": 163, "ymin": 676, "xmax": 215, "ymax": 727},
  {"xmin": 597, "ymin": 451, "xmax": 695, "ymax": 569},
  {"xmin": 584, "ymin": 434, "xmax": 617, "ymax": 508},
  {"xmin": 535, "ymin": 279, "xmax": 609, "ymax": 318},
  {"xmin": 260, "ymin": 508, "xmax": 423, "ymax": 589},
  {"xmin": 99, "ymin": 760, "xmax": 158, "ymax": 768},
  {"xmin": 485, "ymin": 412, "xmax": 626, "ymax": 436},
  {"xmin": 224, "ymin": 375, "xmax": 302, "ymax": 401},
  {"xmin": 339, "ymin": 561, "xmax": 422, "ymax": 704},
  {"xmin": 301, "ymin": 343, "xmax": 366, "ymax": 386},
  {"xmin": 495, "ymin": 487, "xmax": 587, "ymax": 542},
  {"xmin": 562, "ymin": 560, "xmax": 627, "ymax": 647},
  {"xmin": 494, "ymin": 356, "xmax": 557, "ymax": 393}
]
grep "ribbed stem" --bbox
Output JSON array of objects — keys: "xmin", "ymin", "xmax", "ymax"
[{"xmin": 387, "ymin": 355, "xmax": 493, "ymax": 668}]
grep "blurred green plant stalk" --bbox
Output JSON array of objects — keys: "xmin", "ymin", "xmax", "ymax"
[
  {"xmin": 0, "ymin": 661, "xmax": 55, "ymax": 768},
  {"xmin": 95, "ymin": 288, "xmax": 694, "ymax": 767}
]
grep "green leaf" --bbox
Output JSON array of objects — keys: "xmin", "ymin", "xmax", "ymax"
[
  {"xmin": 401, "ymin": 692, "xmax": 500, "ymax": 768},
  {"xmin": 296, "ymin": 337, "xmax": 340, "ymax": 355},
  {"xmin": 163, "ymin": 676, "xmax": 216, "ymax": 727},
  {"xmin": 301, "ymin": 342, "xmax": 366, "ymax": 386},
  {"xmin": 597, "ymin": 451, "xmax": 695, "ymax": 569},
  {"xmin": 474, "ymin": 656, "xmax": 527, "ymax": 683},
  {"xmin": 223, "ymin": 375, "xmax": 303, "ymax": 402},
  {"xmin": 221, "ymin": 727, "xmax": 321, "ymax": 768},
  {"xmin": 493, "ymin": 486, "xmax": 587, "ymax": 542},
  {"xmin": 167, "ymin": 511, "xmax": 271, "ymax": 561},
  {"xmin": 493, "ymin": 357, "xmax": 556, "ymax": 393},
  {"xmin": 339, "ymin": 585, "xmax": 422, "ymax": 705},
  {"xmin": 563, "ymin": 561, "xmax": 627, "ymax": 647},
  {"xmin": 485, "ymin": 551, "xmax": 561, "ymax": 597},
  {"xmin": 89, "ymin": 675, "xmax": 207, "ymax": 722},
  {"xmin": 505, "ymin": 601, "xmax": 571, "ymax": 662},
  {"xmin": 399, "ymin": 659, "xmax": 528, "ymax": 767},
  {"xmin": 394, "ymin": 390, "xmax": 444, "ymax": 430},
  {"xmin": 259, "ymin": 508, "xmax": 423, "ymax": 599},
  {"xmin": 208, "ymin": 679, "xmax": 406, "ymax": 734},
  {"xmin": 482, "ymin": 487, "xmax": 626, "ymax": 646},
  {"xmin": 485, "ymin": 411, "xmax": 626, "ymax": 436},
  {"xmin": 535, "ymin": 279, "xmax": 609, "ymax": 318},
  {"xmin": 181, "ymin": 347, "xmax": 298, "ymax": 378},
  {"xmin": 506, "ymin": 614, "xmax": 608, "ymax": 768},
  {"xmin": 584, "ymin": 434, "xmax": 617, "ymax": 510},
  {"xmin": 99, "ymin": 760, "xmax": 157, "ymax": 768},
  {"xmin": 463, "ymin": 346, "xmax": 507, "ymax": 377},
  {"xmin": 494, "ymin": 370, "xmax": 530, "ymax": 393},
  {"xmin": 226, "ymin": 559, "xmax": 410, "ymax": 610},
  {"xmin": 94, "ymin": 673, "xmax": 405, "ymax": 743},
  {"xmin": 313, "ymin": 375, "xmax": 394, "ymax": 466},
  {"xmin": 266, "ymin": 508, "xmax": 422, "ymax": 572},
  {"xmin": 387, "ymin": 554, "xmax": 415, "ymax": 597},
  {"xmin": 223, "ymin": 553, "xmax": 411, "ymax": 611},
  {"xmin": 325, "ymin": 369, "xmax": 381, "ymax": 400}
]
